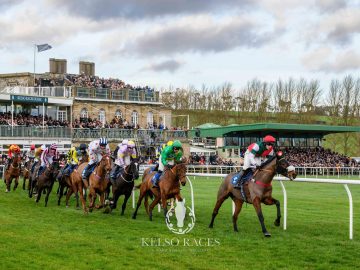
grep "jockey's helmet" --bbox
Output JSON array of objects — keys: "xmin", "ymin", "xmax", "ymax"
[
  {"xmin": 41, "ymin": 144, "xmax": 47, "ymax": 151},
  {"xmin": 263, "ymin": 135, "xmax": 276, "ymax": 145},
  {"xmin": 167, "ymin": 140, "xmax": 174, "ymax": 147},
  {"xmin": 50, "ymin": 143, "xmax": 58, "ymax": 150},
  {"xmin": 122, "ymin": 139, "xmax": 129, "ymax": 145},
  {"xmin": 79, "ymin": 143, "xmax": 87, "ymax": 150},
  {"xmin": 99, "ymin": 137, "xmax": 108, "ymax": 146},
  {"xmin": 30, "ymin": 144, "xmax": 35, "ymax": 150},
  {"xmin": 172, "ymin": 140, "xmax": 182, "ymax": 150},
  {"xmin": 127, "ymin": 140, "xmax": 135, "ymax": 149}
]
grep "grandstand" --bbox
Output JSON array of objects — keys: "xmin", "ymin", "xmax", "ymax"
[{"xmin": 189, "ymin": 123, "xmax": 360, "ymax": 167}]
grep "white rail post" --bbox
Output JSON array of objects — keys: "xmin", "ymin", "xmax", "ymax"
[
  {"xmin": 132, "ymin": 190, "xmax": 135, "ymax": 209},
  {"xmin": 344, "ymin": 184, "xmax": 353, "ymax": 240},
  {"xmin": 279, "ymin": 180, "xmax": 287, "ymax": 230}
]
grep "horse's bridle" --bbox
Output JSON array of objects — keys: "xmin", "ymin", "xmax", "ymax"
[{"xmin": 120, "ymin": 163, "xmax": 138, "ymax": 183}]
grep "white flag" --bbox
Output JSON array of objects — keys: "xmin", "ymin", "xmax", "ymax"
[{"xmin": 37, "ymin": 44, "xmax": 52, "ymax": 52}]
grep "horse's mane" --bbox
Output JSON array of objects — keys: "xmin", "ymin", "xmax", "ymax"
[{"xmin": 260, "ymin": 155, "xmax": 277, "ymax": 168}]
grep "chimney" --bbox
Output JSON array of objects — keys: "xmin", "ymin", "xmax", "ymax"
[
  {"xmin": 49, "ymin": 58, "xmax": 67, "ymax": 74},
  {"xmin": 79, "ymin": 61, "xmax": 95, "ymax": 76}
]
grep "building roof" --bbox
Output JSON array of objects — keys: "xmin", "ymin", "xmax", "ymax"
[{"xmin": 192, "ymin": 123, "xmax": 360, "ymax": 138}]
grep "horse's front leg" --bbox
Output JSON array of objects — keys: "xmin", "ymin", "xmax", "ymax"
[
  {"xmin": 121, "ymin": 193, "xmax": 131, "ymax": 216},
  {"xmin": 14, "ymin": 176, "xmax": 19, "ymax": 190},
  {"xmin": 263, "ymin": 197, "xmax": 281, "ymax": 227},
  {"xmin": 161, "ymin": 193, "xmax": 168, "ymax": 219},
  {"xmin": 253, "ymin": 197, "xmax": 271, "ymax": 237},
  {"xmin": 96, "ymin": 193, "xmax": 105, "ymax": 209}
]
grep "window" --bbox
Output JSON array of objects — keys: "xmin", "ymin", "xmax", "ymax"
[
  {"xmin": 147, "ymin": 111, "xmax": 153, "ymax": 126},
  {"xmin": 131, "ymin": 111, "xmax": 138, "ymax": 126},
  {"xmin": 115, "ymin": 109, "xmax": 122, "ymax": 119},
  {"xmin": 99, "ymin": 109, "xmax": 106, "ymax": 124},
  {"xmin": 57, "ymin": 111, "xmax": 67, "ymax": 122},
  {"xmin": 80, "ymin": 108, "xmax": 88, "ymax": 118}
]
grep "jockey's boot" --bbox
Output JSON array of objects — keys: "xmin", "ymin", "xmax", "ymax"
[
  {"xmin": 31, "ymin": 161, "xmax": 37, "ymax": 174},
  {"xmin": 151, "ymin": 164, "xmax": 159, "ymax": 172},
  {"xmin": 152, "ymin": 171, "xmax": 162, "ymax": 188},
  {"xmin": 37, "ymin": 165, "xmax": 45, "ymax": 177},
  {"xmin": 233, "ymin": 170, "xmax": 244, "ymax": 189},
  {"xmin": 110, "ymin": 165, "xmax": 119, "ymax": 184}
]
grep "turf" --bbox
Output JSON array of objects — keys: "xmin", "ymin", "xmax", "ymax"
[{"xmin": 0, "ymin": 176, "xmax": 359, "ymax": 270}]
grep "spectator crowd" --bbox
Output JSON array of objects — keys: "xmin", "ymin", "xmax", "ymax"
[
  {"xmin": 189, "ymin": 147, "xmax": 358, "ymax": 168},
  {"xmin": 0, "ymin": 112, "xmax": 69, "ymax": 127},
  {"xmin": 35, "ymin": 74, "xmax": 154, "ymax": 93}
]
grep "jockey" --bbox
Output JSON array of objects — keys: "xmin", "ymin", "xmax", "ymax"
[
  {"xmin": 24, "ymin": 144, "xmax": 36, "ymax": 165},
  {"xmin": 110, "ymin": 140, "xmax": 137, "ymax": 184},
  {"xmin": 82, "ymin": 137, "xmax": 110, "ymax": 182},
  {"xmin": 153, "ymin": 140, "xmax": 173, "ymax": 171},
  {"xmin": 5, "ymin": 144, "xmax": 21, "ymax": 170},
  {"xmin": 38, "ymin": 143, "xmax": 58, "ymax": 177},
  {"xmin": 234, "ymin": 135, "xmax": 276, "ymax": 188},
  {"xmin": 77, "ymin": 143, "xmax": 89, "ymax": 163},
  {"xmin": 57, "ymin": 144, "xmax": 87, "ymax": 180},
  {"xmin": 152, "ymin": 140, "xmax": 183, "ymax": 188},
  {"xmin": 112, "ymin": 139, "xmax": 128, "ymax": 161},
  {"xmin": 31, "ymin": 144, "xmax": 46, "ymax": 174}
]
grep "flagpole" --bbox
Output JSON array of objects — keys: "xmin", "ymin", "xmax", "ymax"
[{"xmin": 33, "ymin": 44, "xmax": 36, "ymax": 87}]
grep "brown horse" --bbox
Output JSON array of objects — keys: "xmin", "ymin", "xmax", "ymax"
[
  {"xmin": 132, "ymin": 160, "xmax": 187, "ymax": 221},
  {"xmin": 104, "ymin": 160, "xmax": 139, "ymax": 215},
  {"xmin": 88, "ymin": 155, "xmax": 112, "ymax": 211},
  {"xmin": 22, "ymin": 158, "xmax": 34, "ymax": 190},
  {"xmin": 4, "ymin": 153, "xmax": 21, "ymax": 192},
  {"xmin": 209, "ymin": 152, "xmax": 297, "ymax": 237},
  {"xmin": 65, "ymin": 162, "xmax": 88, "ymax": 213},
  {"xmin": 35, "ymin": 161, "xmax": 60, "ymax": 207}
]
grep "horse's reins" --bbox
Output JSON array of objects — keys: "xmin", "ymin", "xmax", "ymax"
[
  {"xmin": 252, "ymin": 159, "xmax": 279, "ymax": 188},
  {"xmin": 120, "ymin": 166, "xmax": 136, "ymax": 183}
]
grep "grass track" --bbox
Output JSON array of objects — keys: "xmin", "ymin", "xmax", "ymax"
[{"xmin": 0, "ymin": 176, "xmax": 360, "ymax": 270}]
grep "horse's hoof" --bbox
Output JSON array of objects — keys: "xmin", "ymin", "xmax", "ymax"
[
  {"xmin": 66, "ymin": 205, "xmax": 69, "ymax": 208},
  {"xmin": 274, "ymin": 220, "xmax": 280, "ymax": 227},
  {"xmin": 209, "ymin": 224, "xmax": 213, "ymax": 229},
  {"xmin": 264, "ymin": 232, "xmax": 271, "ymax": 237},
  {"xmin": 89, "ymin": 208, "xmax": 93, "ymax": 213},
  {"xmin": 103, "ymin": 206, "xmax": 111, "ymax": 214},
  {"xmin": 5, "ymin": 189, "xmax": 9, "ymax": 193},
  {"xmin": 132, "ymin": 214, "xmax": 136, "ymax": 219}
]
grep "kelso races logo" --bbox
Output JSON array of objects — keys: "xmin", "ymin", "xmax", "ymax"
[{"xmin": 165, "ymin": 198, "xmax": 195, "ymax": 234}]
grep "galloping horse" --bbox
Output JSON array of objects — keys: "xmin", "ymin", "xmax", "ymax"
[
  {"xmin": 88, "ymin": 155, "xmax": 112, "ymax": 211},
  {"xmin": 35, "ymin": 161, "xmax": 60, "ymax": 207},
  {"xmin": 209, "ymin": 152, "xmax": 297, "ymax": 237},
  {"xmin": 132, "ymin": 159, "xmax": 187, "ymax": 221},
  {"xmin": 22, "ymin": 158, "xmax": 34, "ymax": 190},
  {"xmin": 105, "ymin": 160, "xmax": 139, "ymax": 215},
  {"xmin": 4, "ymin": 153, "xmax": 21, "ymax": 192}
]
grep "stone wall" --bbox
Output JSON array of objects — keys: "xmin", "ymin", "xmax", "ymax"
[{"xmin": 72, "ymin": 100, "xmax": 171, "ymax": 128}]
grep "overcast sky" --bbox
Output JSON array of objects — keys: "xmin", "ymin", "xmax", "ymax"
[{"xmin": 1, "ymin": 0, "xmax": 360, "ymax": 93}]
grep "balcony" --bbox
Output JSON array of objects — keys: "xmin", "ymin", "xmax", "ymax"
[{"xmin": 73, "ymin": 87, "xmax": 160, "ymax": 103}]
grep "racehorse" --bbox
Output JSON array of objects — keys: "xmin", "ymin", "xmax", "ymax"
[
  {"xmin": 35, "ymin": 161, "xmax": 60, "ymax": 207},
  {"xmin": 88, "ymin": 155, "xmax": 112, "ymax": 211},
  {"xmin": 104, "ymin": 160, "xmax": 139, "ymax": 215},
  {"xmin": 132, "ymin": 159, "xmax": 187, "ymax": 221},
  {"xmin": 22, "ymin": 158, "xmax": 34, "ymax": 190},
  {"xmin": 60, "ymin": 155, "xmax": 89, "ymax": 210},
  {"xmin": 209, "ymin": 152, "xmax": 297, "ymax": 237},
  {"xmin": 4, "ymin": 153, "xmax": 21, "ymax": 192},
  {"xmin": 29, "ymin": 162, "xmax": 40, "ymax": 198}
]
